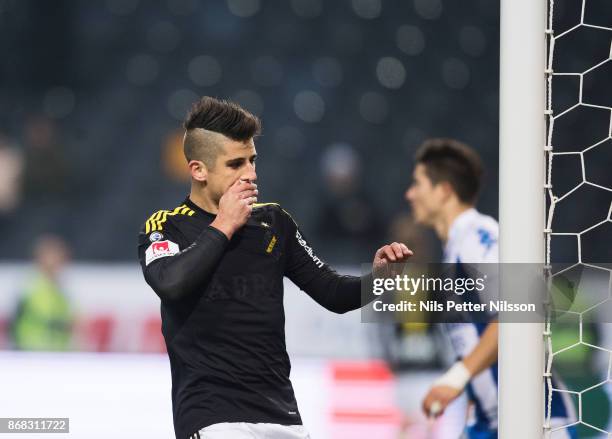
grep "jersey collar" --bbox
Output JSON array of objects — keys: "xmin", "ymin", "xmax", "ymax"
[{"xmin": 184, "ymin": 196, "xmax": 216, "ymax": 218}]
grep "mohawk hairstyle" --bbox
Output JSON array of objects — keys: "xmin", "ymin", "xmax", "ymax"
[
  {"xmin": 183, "ymin": 96, "xmax": 261, "ymax": 140},
  {"xmin": 183, "ymin": 96, "xmax": 261, "ymax": 167},
  {"xmin": 415, "ymin": 138, "xmax": 484, "ymax": 204}
]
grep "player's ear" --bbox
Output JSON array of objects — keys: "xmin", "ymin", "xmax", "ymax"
[
  {"xmin": 188, "ymin": 160, "xmax": 208, "ymax": 182},
  {"xmin": 438, "ymin": 181, "xmax": 454, "ymax": 200}
]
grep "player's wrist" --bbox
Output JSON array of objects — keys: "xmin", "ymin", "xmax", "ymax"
[
  {"xmin": 433, "ymin": 361, "xmax": 471, "ymax": 390},
  {"xmin": 210, "ymin": 217, "xmax": 236, "ymax": 240}
]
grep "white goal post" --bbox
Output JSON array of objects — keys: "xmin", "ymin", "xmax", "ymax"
[{"xmin": 498, "ymin": 0, "xmax": 547, "ymax": 437}]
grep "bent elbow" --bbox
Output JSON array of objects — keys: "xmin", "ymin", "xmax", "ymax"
[{"xmin": 145, "ymin": 273, "xmax": 186, "ymax": 303}]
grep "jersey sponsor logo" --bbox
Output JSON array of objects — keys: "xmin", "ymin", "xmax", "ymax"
[
  {"xmin": 295, "ymin": 230, "xmax": 324, "ymax": 268},
  {"xmin": 205, "ymin": 274, "xmax": 283, "ymax": 302},
  {"xmin": 145, "ymin": 240, "xmax": 180, "ymax": 266},
  {"xmin": 149, "ymin": 231, "xmax": 163, "ymax": 242}
]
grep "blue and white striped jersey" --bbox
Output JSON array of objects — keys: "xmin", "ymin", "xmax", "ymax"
[
  {"xmin": 442, "ymin": 208, "xmax": 575, "ymax": 435},
  {"xmin": 443, "ymin": 208, "xmax": 498, "ymax": 266}
]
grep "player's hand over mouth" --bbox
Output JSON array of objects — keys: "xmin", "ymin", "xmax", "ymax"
[{"xmin": 211, "ymin": 179, "xmax": 258, "ymax": 239}]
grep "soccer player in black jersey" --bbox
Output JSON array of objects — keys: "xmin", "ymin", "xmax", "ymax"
[{"xmin": 138, "ymin": 97, "xmax": 412, "ymax": 439}]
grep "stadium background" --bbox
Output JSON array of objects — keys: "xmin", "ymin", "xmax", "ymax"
[{"xmin": 0, "ymin": 0, "xmax": 610, "ymax": 438}]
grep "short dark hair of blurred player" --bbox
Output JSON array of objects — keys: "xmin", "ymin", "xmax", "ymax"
[
  {"xmin": 407, "ymin": 138, "xmax": 483, "ymax": 241},
  {"xmin": 405, "ymin": 138, "xmax": 576, "ymax": 439},
  {"xmin": 138, "ymin": 96, "xmax": 413, "ymax": 439}
]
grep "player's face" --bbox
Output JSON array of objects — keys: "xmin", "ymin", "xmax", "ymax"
[
  {"xmin": 207, "ymin": 137, "xmax": 257, "ymax": 200},
  {"xmin": 405, "ymin": 164, "xmax": 444, "ymax": 225}
]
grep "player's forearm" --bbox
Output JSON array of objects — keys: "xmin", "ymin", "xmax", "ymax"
[
  {"xmin": 303, "ymin": 272, "xmax": 373, "ymax": 314},
  {"xmin": 462, "ymin": 320, "xmax": 499, "ymax": 376},
  {"xmin": 144, "ymin": 226, "xmax": 228, "ymax": 302}
]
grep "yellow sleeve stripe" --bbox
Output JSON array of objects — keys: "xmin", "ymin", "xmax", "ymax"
[
  {"xmin": 145, "ymin": 204, "xmax": 195, "ymax": 233},
  {"xmin": 145, "ymin": 210, "xmax": 164, "ymax": 234},
  {"xmin": 253, "ymin": 202, "xmax": 279, "ymax": 209}
]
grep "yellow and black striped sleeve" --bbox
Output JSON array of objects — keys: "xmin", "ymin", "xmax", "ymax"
[{"xmin": 144, "ymin": 204, "xmax": 195, "ymax": 234}]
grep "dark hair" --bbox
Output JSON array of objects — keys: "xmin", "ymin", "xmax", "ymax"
[
  {"xmin": 183, "ymin": 96, "xmax": 261, "ymax": 166},
  {"xmin": 184, "ymin": 96, "xmax": 261, "ymax": 139},
  {"xmin": 415, "ymin": 138, "xmax": 484, "ymax": 204}
]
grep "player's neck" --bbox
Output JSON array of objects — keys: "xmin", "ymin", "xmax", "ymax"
[
  {"xmin": 435, "ymin": 201, "xmax": 472, "ymax": 243},
  {"xmin": 189, "ymin": 186, "xmax": 219, "ymax": 215}
]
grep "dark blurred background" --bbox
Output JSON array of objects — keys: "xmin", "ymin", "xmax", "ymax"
[
  {"xmin": 0, "ymin": 0, "xmax": 501, "ymax": 262},
  {"xmin": 0, "ymin": 2, "xmax": 610, "ymax": 437},
  {"xmin": 0, "ymin": 0, "xmax": 609, "ymax": 264}
]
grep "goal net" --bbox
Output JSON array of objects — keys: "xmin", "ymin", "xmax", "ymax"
[{"xmin": 544, "ymin": 0, "xmax": 612, "ymax": 437}]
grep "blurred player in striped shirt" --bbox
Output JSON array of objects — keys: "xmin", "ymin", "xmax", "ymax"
[{"xmin": 405, "ymin": 138, "xmax": 576, "ymax": 439}]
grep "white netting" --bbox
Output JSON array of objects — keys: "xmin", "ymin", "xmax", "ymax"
[{"xmin": 544, "ymin": 0, "xmax": 612, "ymax": 437}]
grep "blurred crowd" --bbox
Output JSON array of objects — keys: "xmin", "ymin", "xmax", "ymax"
[{"xmin": 0, "ymin": 0, "xmax": 503, "ymax": 262}]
